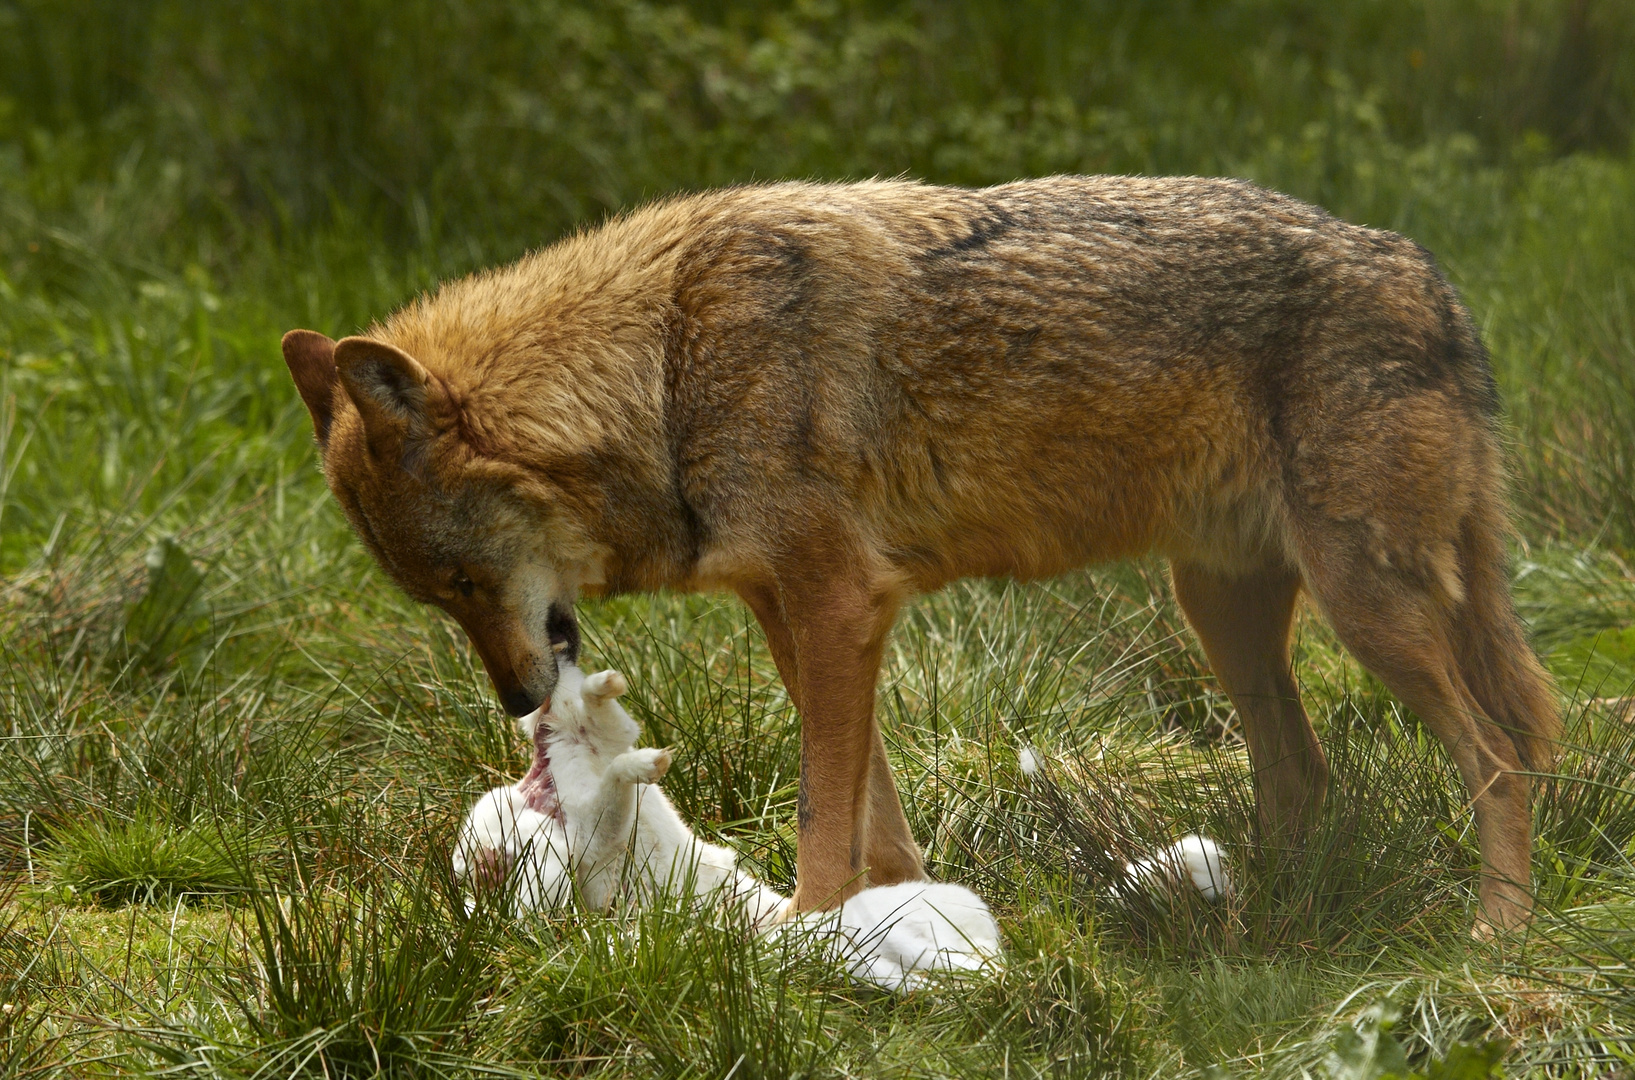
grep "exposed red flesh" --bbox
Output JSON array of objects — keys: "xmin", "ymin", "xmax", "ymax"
[{"xmin": 514, "ymin": 713, "xmax": 565, "ymax": 824}]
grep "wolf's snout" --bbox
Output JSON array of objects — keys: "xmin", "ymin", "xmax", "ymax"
[
  {"xmin": 480, "ymin": 654, "xmax": 552, "ymax": 718},
  {"xmin": 546, "ymin": 602, "xmax": 580, "ymax": 662},
  {"xmin": 501, "ymin": 685, "xmax": 543, "ymax": 718}
]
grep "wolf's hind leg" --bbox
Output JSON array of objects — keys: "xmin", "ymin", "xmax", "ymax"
[
  {"xmin": 1298, "ymin": 525, "xmax": 1534, "ymax": 934},
  {"xmin": 1171, "ymin": 562, "xmax": 1328, "ymax": 842}
]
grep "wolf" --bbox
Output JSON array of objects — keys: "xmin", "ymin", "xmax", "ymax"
[
  {"xmin": 455, "ymin": 659, "xmax": 788, "ymax": 926},
  {"xmin": 283, "ymin": 175, "xmax": 1559, "ymax": 934}
]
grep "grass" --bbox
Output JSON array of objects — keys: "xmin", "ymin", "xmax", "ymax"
[
  {"xmin": 3, "ymin": 0, "xmax": 1635, "ymax": 1075},
  {"xmin": 39, "ymin": 810, "xmax": 246, "ymax": 907},
  {"xmin": 7, "ymin": 547, "xmax": 1635, "ymax": 1075}
]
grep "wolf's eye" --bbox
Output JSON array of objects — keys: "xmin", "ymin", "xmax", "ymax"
[{"xmin": 452, "ymin": 572, "xmax": 475, "ymax": 598}]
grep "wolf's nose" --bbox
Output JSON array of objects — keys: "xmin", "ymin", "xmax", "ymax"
[{"xmin": 500, "ymin": 686, "xmax": 541, "ymax": 717}]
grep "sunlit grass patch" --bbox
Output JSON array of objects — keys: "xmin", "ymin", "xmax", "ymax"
[
  {"xmin": 4, "ymin": 477, "xmax": 1634, "ymax": 1076},
  {"xmin": 42, "ymin": 809, "xmax": 247, "ymax": 907},
  {"xmin": 4, "ymin": 547, "xmax": 1635, "ymax": 1075}
]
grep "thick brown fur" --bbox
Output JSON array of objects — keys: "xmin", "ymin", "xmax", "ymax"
[{"xmin": 283, "ymin": 176, "xmax": 1560, "ymax": 933}]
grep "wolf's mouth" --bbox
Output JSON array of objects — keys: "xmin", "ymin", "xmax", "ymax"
[{"xmin": 545, "ymin": 602, "xmax": 580, "ymax": 663}]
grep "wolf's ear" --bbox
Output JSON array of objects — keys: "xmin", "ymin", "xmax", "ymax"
[
  {"xmin": 333, "ymin": 336, "xmax": 432, "ymax": 454},
  {"xmin": 281, "ymin": 330, "xmax": 340, "ymax": 444}
]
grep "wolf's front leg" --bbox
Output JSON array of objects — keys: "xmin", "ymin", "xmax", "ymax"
[
  {"xmin": 742, "ymin": 581, "xmax": 925, "ymax": 891},
  {"xmin": 746, "ymin": 568, "xmax": 904, "ymax": 912}
]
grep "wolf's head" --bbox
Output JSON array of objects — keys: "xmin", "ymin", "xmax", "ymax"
[{"xmin": 281, "ymin": 328, "xmax": 597, "ymax": 716}]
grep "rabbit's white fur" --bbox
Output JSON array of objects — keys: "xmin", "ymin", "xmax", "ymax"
[
  {"xmin": 455, "ymin": 662, "xmax": 787, "ymax": 928},
  {"xmin": 453, "ymin": 784, "xmax": 570, "ymax": 911},
  {"xmin": 1120, "ymin": 834, "xmax": 1233, "ymax": 902},
  {"xmin": 780, "ymin": 881, "xmax": 1002, "ymax": 991},
  {"xmin": 456, "ymin": 661, "xmax": 1004, "ymax": 990}
]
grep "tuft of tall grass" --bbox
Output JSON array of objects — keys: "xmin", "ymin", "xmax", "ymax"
[
  {"xmin": 936, "ymin": 892, "xmax": 1139, "ymax": 1078},
  {"xmin": 0, "ymin": 873, "xmax": 59, "ymax": 1080},
  {"xmin": 638, "ymin": 915, "xmax": 842, "ymax": 1080},
  {"xmin": 195, "ymin": 832, "xmax": 509, "ymax": 1079},
  {"xmin": 494, "ymin": 901, "xmax": 851, "ymax": 1078},
  {"xmin": 42, "ymin": 809, "xmax": 246, "ymax": 907}
]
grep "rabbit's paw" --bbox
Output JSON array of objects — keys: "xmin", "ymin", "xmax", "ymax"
[{"xmin": 612, "ymin": 746, "xmax": 671, "ymax": 783}]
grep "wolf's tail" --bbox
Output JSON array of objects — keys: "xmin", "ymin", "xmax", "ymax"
[{"xmin": 1448, "ymin": 493, "xmax": 1561, "ymax": 772}]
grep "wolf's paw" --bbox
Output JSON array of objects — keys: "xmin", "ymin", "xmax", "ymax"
[
  {"xmin": 584, "ymin": 669, "xmax": 628, "ymax": 701},
  {"xmin": 612, "ymin": 747, "xmax": 671, "ymax": 783}
]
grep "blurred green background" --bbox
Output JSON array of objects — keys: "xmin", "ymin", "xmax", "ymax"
[
  {"xmin": 1, "ymin": 0, "xmax": 1632, "ymax": 569},
  {"xmin": 4, "ymin": 0, "xmax": 1632, "ymax": 243}
]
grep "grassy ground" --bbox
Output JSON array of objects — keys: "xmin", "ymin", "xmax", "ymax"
[{"xmin": 4, "ymin": 1, "xmax": 1635, "ymax": 1076}]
